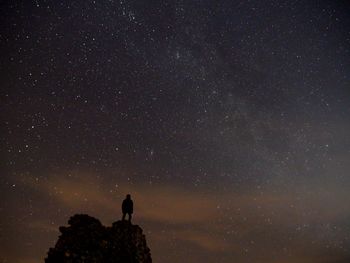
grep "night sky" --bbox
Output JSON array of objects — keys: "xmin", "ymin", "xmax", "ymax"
[{"xmin": 1, "ymin": 1, "xmax": 350, "ymax": 262}]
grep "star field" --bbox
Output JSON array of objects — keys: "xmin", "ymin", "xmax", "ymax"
[{"xmin": 1, "ymin": 1, "xmax": 350, "ymax": 262}]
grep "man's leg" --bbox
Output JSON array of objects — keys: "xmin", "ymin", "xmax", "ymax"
[
  {"xmin": 122, "ymin": 213, "xmax": 126, "ymax": 221},
  {"xmin": 128, "ymin": 213, "xmax": 132, "ymax": 222}
]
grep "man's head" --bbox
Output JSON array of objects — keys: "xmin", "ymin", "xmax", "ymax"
[{"xmin": 126, "ymin": 194, "xmax": 131, "ymax": 199}]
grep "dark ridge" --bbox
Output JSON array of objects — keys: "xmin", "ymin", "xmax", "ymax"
[{"xmin": 45, "ymin": 214, "xmax": 152, "ymax": 263}]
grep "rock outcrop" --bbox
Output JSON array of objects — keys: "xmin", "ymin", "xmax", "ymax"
[{"xmin": 45, "ymin": 214, "xmax": 152, "ymax": 263}]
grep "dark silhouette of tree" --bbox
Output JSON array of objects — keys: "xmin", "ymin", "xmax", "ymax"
[{"xmin": 45, "ymin": 214, "xmax": 152, "ymax": 263}]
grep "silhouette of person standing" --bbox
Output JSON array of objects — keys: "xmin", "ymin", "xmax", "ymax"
[{"xmin": 122, "ymin": 194, "xmax": 133, "ymax": 222}]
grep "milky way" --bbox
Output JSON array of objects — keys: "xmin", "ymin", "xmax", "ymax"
[{"xmin": 1, "ymin": 1, "xmax": 350, "ymax": 262}]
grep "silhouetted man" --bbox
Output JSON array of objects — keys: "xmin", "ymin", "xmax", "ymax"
[{"xmin": 122, "ymin": 194, "xmax": 133, "ymax": 222}]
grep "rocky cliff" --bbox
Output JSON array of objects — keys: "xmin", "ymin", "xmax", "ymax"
[{"xmin": 45, "ymin": 214, "xmax": 152, "ymax": 263}]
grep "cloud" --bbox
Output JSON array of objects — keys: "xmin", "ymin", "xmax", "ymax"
[
  {"xmin": 14, "ymin": 171, "xmax": 350, "ymax": 263},
  {"xmin": 18, "ymin": 172, "xmax": 219, "ymax": 224},
  {"xmin": 28, "ymin": 221, "xmax": 59, "ymax": 233},
  {"xmin": 174, "ymin": 229, "xmax": 231, "ymax": 251}
]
